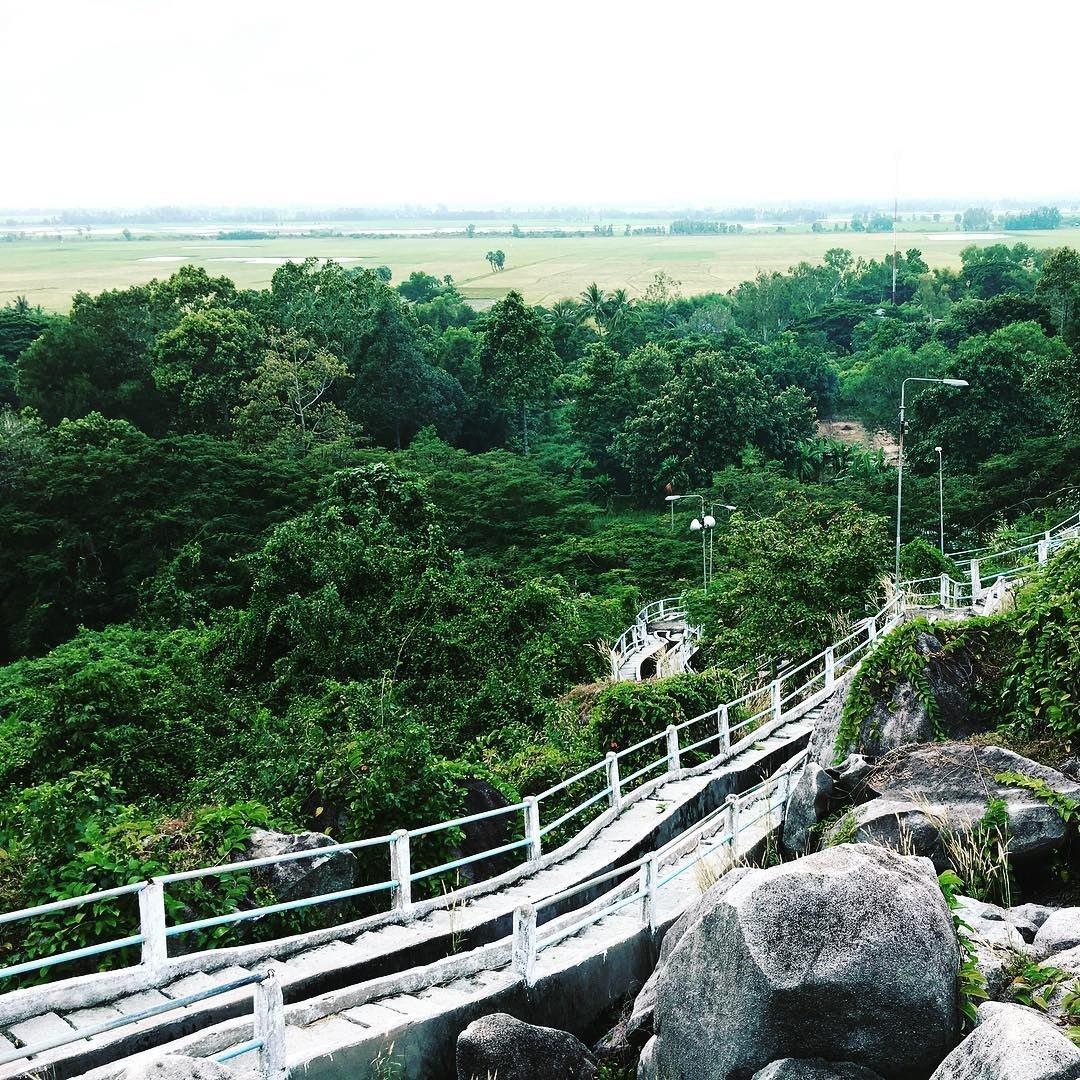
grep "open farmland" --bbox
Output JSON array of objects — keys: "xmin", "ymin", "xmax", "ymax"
[{"xmin": 1, "ymin": 226, "xmax": 1078, "ymax": 312}]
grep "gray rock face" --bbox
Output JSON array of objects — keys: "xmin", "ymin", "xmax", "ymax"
[
  {"xmin": 1036, "ymin": 909, "xmax": 1080, "ymax": 957},
  {"xmin": 782, "ymin": 763, "xmax": 834, "ymax": 856},
  {"xmin": 243, "ymin": 829, "xmax": 357, "ymax": 903},
  {"xmin": 457, "ymin": 1013, "xmax": 597, "ymax": 1080},
  {"xmin": 451, "ymin": 779, "xmax": 513, "ymax": 884},
  {"xmin": 956, "ymin": 896, "xmax": 1030, "ymax": 996},
  {"xmin": 623, "ymin": 868, "xmax": 752, "ymax": 1048},
  {"xmin": 808, "ymin": 678, "xmax": 855, "ymax": 765},
  {"xmin": 752, "ymin": 1060, "xmax": 886, "ymax": 1080},
  {"xmin": 1009, "ymin": 903, "xmax": 1055, "ymax": 943},
  {"xmin": 824, "ymin": 744, "xmax": 1080, "ymax": 868},
  {"xmin": 829, "ymin": 754, "xmax": 876, "ymax": 799},
  {"xmin": 649, "ymin": 844, "xmax": 958, "ymax": 1080},
  {"xmin": 122, "ymin": 1056, "xmax": 233, "ymax": 1080},
  {"xmin": 928, "ymin": 1001, "xmax": 1080, "ymax": 1079}
]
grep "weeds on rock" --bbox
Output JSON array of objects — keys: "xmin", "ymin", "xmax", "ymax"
[
  {"xmin": 1005, "ymin": 962, "xmax": 1080, "ymax": 1045},
  {"xmin": 938, "ymin": 869, "xmax": 989, "ymax": 1028}
]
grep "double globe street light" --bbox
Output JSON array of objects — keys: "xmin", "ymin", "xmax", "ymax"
[
  {"xmin": 895, "ymin": 377, "xmax": 969, "ymax": 581},
  {"xmin": 665, "ymin": 494, "xmax": 736, "ymax": 590}
]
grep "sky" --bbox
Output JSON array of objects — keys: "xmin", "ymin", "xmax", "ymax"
[{"xmin": 3, "ymin": 0, "xmax": 1078, "ymax": 211}]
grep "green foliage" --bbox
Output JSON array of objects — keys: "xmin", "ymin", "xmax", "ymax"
[
  {"xmin": 1001, "ymin": 546, "xmax": 1080, "ymax": 739},
  {"xmin": 834, "ymin": 618, "xmax": 945, "ymax": 761},
  {"xmin": 938, "ymin": 869, "xmax": 989, "ymax": 1028},
  {"xmin": 995, "ymin": 771, "xmax": 1080, "ymax": 827},
  {"xmin": 1005, "ymin": 962, "xmax": 1080, "ymax": 1044}
]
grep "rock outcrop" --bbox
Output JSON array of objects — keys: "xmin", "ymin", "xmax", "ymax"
[
  {"xmin": 645, "ymin": 844, "xmax": 958, "ymax": 1080},
  {"xmin": 123, "ymin": 1056, "xmax": 233, "ymax": 1080},
  {"xmin": 782, "ymin": 763, "xmax": 834, "ymax": 856},
  {"xmin": 456, "ymin": 1013, "xmax": 597, "ymax": 1080},
  {"xmin": 823, "ymin": 744, "xmax": 1080, "ymax": 867},
  {"xmin": 928, "ymin": 1001, "xmax": 1080, "ymax": 1079},
  {"xmin": 1036, "ymin": 909, "xmax": 1080, "ymax": 958},
  {"xmin": 242, "ymin": 829, "xmax": 357, "ymax": 903},
  {"xmin": 955, "ymin": 896, "xmax": 1031, "ymax": 996},
  {"xmin": 751, "ymin": 1061, "xmax": 886, "ymax": 1080}
]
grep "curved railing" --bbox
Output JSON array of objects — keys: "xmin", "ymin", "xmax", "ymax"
[
  {"xmin": 6, "ymin": 518, "xmax": 1074, "ymax": 1001},
  {"xmin": 0, "ymin": 595, "xmax": 904, "ymax": 996},
  {"xmin": 609, "ymin": 595, "xmax": 699, "ymax": 680}
]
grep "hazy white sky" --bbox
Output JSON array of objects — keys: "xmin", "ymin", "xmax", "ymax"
[{"xmin": 3, "ymin": 0, "xmax": 1077, "ymax": 210}]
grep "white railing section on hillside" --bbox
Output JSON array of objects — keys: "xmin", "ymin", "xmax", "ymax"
[
  {"xmin": 947, "ymin": 510, "xmax": 1080, "ymax": 561},
  {"xmin": 0, "ymin": 969, "xmax": 284, "ymax": 1079},
  {"xmin": 905, "ymin": 512, "xmax": 1080, "ymax": 610},
  {"xmin": 0, "ymin": 596, "xmax": 904, "ymax": 992},
  {"xmin": 609, "ymin": 596, "xmax": 699, "ymax": 680},
  {"xmin": 511, "ymin": 752, "xmax": 806, "ymax": 986}
]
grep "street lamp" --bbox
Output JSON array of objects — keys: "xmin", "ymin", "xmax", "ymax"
[
  {"xmin": 895, "ymin": 378, "xmax": 968, "ymax": 581},
  {"xmin": 665, "ymin": 495, "xmax": 736, "ymax": 591},
  {"xmin": 935, "ymin": 446, "xmax": 944, "ymax": 554},
  {"xmin": 707, "ymin": 503, "xmax": 736, "ymax": 587}
]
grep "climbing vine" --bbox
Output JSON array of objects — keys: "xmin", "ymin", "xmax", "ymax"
[{"xmin": 938, "ymin": 869, "xmax": 989, "ymax": 1028}]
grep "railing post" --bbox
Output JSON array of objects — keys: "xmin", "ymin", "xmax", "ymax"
[
  {"xmin": 138, "ymin": 879, "xmax": 168, "ymax": 973},
  {"xmin": 939, "ymin": 573, "xmax": 949, "ymax": 607},
  {"xmin": 771, "ymin": 678, "xmax": 782, "ymax": 721},
  {"xmin": 254, "ymin": 973, "xmax": 287, "ymax": 1080},
  {"xmin": 665, "ymin": 725, "xmax": 681, "ymax": 777},
  {"xmin": 639, "ymin": 854, "xmax": 658, "ymax": 933},
  {"xmin": 866, "ymin": 615, "xmax": 878, "ymax": 643},
  {"xmin": 1038, "ymin": 539, "xmax": 1050, "ymax": 566},
  {"xmin": 726, "ymin": 794, "xmax": 741, "ymax": 860},
  {"xmin": 390, "ymin": 829, "xmax": 412, "ymax": 911},
  {"xmin": 524, "ymin": 796, "xmax": 542, "ymax": 862},
  {"xmin": 718, "ymin": 705, "xmax": 730, "ymax": 753},
  {"xmin": 824, "ymin": 647, "xmax": 835, "ymax": 690},
  {"xmin": 970, "ymin": 559, "xmax": 981, "ymax": 599},
  {"xmin": 606, "ymin": 752, "xmax": 622, "ymax": 812},
  {"xmin": 512, "ymin": 903, "xmax": 536, "ymax": 986}
]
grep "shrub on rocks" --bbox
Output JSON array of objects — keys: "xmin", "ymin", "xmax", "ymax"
[{"xmin": 645, "ymin": 844, "xmax": 958, "ymax": 1080}]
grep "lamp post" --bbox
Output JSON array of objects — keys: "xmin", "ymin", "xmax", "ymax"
[
  {"xmin": 707, "ymin": 503, "xmax": 736, "ymax": 587},
  {"xmin": 935, "ymin": 446, "xmax": 944, "ymax": 554},
  {"xmin": 665, "ymin": 494, "xmax": 717, "ymax": 591},
  {"xmin": 895, "ymin": 378, "xmax": 969, "ymax": 582}
]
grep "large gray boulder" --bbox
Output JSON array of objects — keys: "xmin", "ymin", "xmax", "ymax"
[
  {"xmin": 243, "ymin": 828, "xmax": 357, "ymax": 903},
  {"xmin": 782, "ymin": 764, "xmax": 834, "ymax": 857},
  {"xmin": 824, "ymin": 744, "xmax": 1080, "ymax": 868},
  {"xmin": 808, "ymin": 678, "xmax": 855, "ymax": 765},
  {"xmin": 1009, "ymin": 903, "xmax": 1055, "ymax": 944},
  {"xmin": 928, "ymin": 1001, "xmax": 1080, "ymax": 1079},
  {"xmin": 457, "ymin": 1013, "xmax": 596, "ymax": 1080},
  {"xmin": 123, "ymin": 1057, "xmax": 233, "ymax": 1080},
  {"xmin": 649, "ymin": 844, "xmax": 958, "ymax": 1080},
  {"xmin": 752, "ymin": 1061, "xmax": 886, "ymax": 1080},
  {"xmin": 622, "ymin": 868, "xmax": 752, "ymax": 1048},
  {"xmin": 828, "ymin": 754, "xmax": 876, "ymax": 800},
  {"xmin": 1036, "ymin": 909, "xmax": 1080, "ymax": 958}
]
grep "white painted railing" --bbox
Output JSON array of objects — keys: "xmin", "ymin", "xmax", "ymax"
[
  {"xmin": 0, "ymin": 969, "xmax": 285, "ymax": 1079},
  {"xmin": 609, "ymin": 596, "xmax": 699, "ymax": 680},
  {"xmin": 0, "ymin": 596, "xmax": 903, "ymax": 993},
  {"xmin": 511, "ymin": 751, "xmax": 806, "ymax": 985}
]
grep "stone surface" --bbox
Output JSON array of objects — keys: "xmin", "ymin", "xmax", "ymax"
[
  {"xmin": 621, "ymin": 868, "xmax": 752, "ymax": 1049},
  {"xmin": 1009, "ymin": 903, "xmax": 1056, "ymax": 943},
  {"xmin": 824, "ymin": 744, "xmax": 1080, "ymax": 868},
  {"xmin": 456, "ymin": 1013, "xmax": 597, "ymax": 1080},
  {"xmin": 808, "ymin": 678, "xmax": 855, "ymax": 765},
  {"xmin": 782, "ymin": 763, "xmax": 834, "ymax": 856},
  {"xmin": 649, "ymin": 844, "xmax": 958, "ymax": 1080},
  {"xmin": 1036, "ymin": 909, "xmax": 1080, "ymax": 957},
  {"xmin": 243, "ymin": 828, "xmax": 358, "ymax": 903},
  {"xmin": 928, "ymin": 1001, "xmax": 1080, "ymax": 1079},
  {"xmin": 752, "ymin": 1060, "xmax": 886, "ymax": 1080},
  {"xmin": 828, "ymin": 754, "xmax": 876, "ymax": 799},
  {"xmin": 956, "ymin": 896, "xmax": 1030, "ymax": 997},
  {"xmin": 122, "ymin": 1056, "xmax": 234, "ymax": 1080}
]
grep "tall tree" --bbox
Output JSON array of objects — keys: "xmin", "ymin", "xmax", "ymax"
[{"xmin": 478, "ymin": 291, "xmax": 558, "ymax": 454}]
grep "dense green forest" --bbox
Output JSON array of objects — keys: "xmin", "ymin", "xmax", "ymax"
[{"xmin": 2, "ymin": 241, "xmax": 1080, "ymax": 972}]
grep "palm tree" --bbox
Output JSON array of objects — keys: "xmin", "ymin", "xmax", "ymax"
[
  {"xmin": 545, "ymin": 298, "xmax": 584, "ymax": 332},
  {"xmin": 606, "ymin": 288, "xmax": 633, "ymax": 333},
  {"xmin": 580, "ymin": 283, "xmax": 609, "ymax": 333}
]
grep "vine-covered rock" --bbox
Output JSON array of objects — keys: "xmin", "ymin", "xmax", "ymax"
[{"xmin": 824, "ymin": 744, "xmax": 1080, "ymax": 868}]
